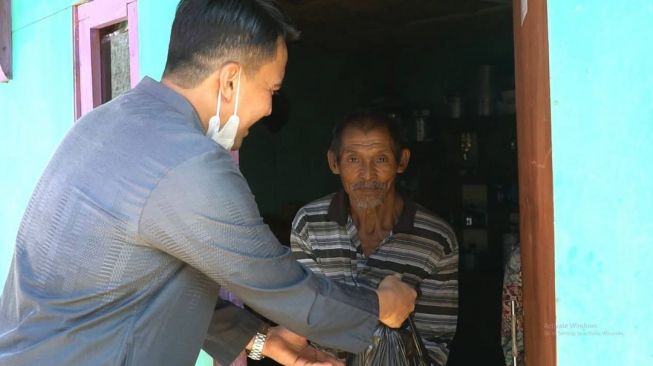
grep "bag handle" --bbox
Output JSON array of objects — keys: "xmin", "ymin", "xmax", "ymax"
[{"xmin": 407, "ymin": 315, "xmax": 433, "ymax": 365}]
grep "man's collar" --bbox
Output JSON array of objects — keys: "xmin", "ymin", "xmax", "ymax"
[
  {"xmin": 135, "ymin": 76, "xmax": 204, "ymax": 133},
  {"xmin": 326, "ymin": 190, "xmax": 417, "ymax": 233}
]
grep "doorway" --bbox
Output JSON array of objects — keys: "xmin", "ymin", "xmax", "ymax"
[{"xmin": 241, "ymin": 0, "xmax": 555, "ymax": 365}]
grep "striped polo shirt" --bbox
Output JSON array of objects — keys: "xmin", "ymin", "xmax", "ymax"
[{"xmin": 291, "ymin": 191, "xmax": 459, "ymax": 365}]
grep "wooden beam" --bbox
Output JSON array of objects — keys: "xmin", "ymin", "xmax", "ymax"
[
  {"xmin": 512, "ymin": 0, "xmax": 556, "ymax": 365},
  {"xmin": 0, "ymin": 0, "xmax": 11, "ymax": 82}
]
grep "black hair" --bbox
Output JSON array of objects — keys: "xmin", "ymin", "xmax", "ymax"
[
  {"xmin": 329, "ymin": 110, "xmax": 409, "ymax": 161},
  {"xmin": 162, "ymin": 0, "xmax": 299, "ymax": 87}
]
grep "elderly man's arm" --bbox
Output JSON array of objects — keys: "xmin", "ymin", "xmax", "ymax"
[
  {"xmin": 415, "ymin": 244, "xmax": 459, "ymax": 366},
  {"xmin": 290, "ymin": 208, "xmax": 325, "ymax": 275}
]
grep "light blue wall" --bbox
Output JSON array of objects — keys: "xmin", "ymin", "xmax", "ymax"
[
  {"xmin": 138, "ymin": 0, "xmax": 178, "ymax": 81},
  {"xmin": 548, "ymin": 1, "xmax": 653, "ymax": 364},
  {"xmin": 11, "ymin": 0, "xmax": 74, "ymax": 31},
  {"xmin": 0, "ymin": 1, "xmax": 75, "ymax": 285}
]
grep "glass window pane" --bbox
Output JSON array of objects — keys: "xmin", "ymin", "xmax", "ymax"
[{"xmin": 100, "ymin": 21, "xmax": 130, "ymax": 103}]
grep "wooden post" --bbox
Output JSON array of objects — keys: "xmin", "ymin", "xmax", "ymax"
[{"xmin": 512, "ymin": 0, "xmax": 557, "ymax": 365}]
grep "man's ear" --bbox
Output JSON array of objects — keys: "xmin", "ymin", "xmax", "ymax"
[
  {"xmin": 397, "ymin": 148, "xmax": 411, "ymax": 173},
  {"xmin": 217, "ymin": 63, "xmax": 241, "ymax": 102},
  {"xmin": 327, "ymin": 150, "xmax": 341, "ymax": 174}
]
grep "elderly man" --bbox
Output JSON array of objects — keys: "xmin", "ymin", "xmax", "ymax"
[
  {"xmin": 291, "ymin": 111, "xmax": 459, "ymax": 365},
  {"xmin": 0, "ymin": 1, "xmax": 417, "ymax": 366}
]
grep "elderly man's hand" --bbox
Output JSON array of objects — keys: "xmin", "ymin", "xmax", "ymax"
[
  {"xmin": 259, "ymin": 326, "xmax": 344, "ymax": 366},
  {"xmin": 376, "ymin": 274, "xmax": 417, "ymax": 328}
]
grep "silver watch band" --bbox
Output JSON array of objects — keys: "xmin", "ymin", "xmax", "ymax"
[{"xmin": 247, "ymin": 328, "xmax": 268, "ymax": 360}]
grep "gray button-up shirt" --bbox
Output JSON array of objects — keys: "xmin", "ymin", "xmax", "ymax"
[{"xmin": 0, "ymin": 77, "xmax": 378, "ymax": 366}]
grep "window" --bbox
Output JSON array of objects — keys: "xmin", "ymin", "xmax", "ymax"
[
  {"xmin": 0, "ymin": 0, "xmax": 11, "ymax": 82},
  {"xmin": 74, "ymin": 0, "xmax": 138, "ymax": 118}
]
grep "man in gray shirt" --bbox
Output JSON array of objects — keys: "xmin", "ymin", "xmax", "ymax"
[{"xmin": 0, "ymin": 1, "xmax": 416, "ymax": 365}]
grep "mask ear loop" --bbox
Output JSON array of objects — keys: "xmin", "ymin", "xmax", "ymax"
[
  {"xmin": 216, "ymin": 89, "xmax": 222, "ymax": 118},
  {"xmin": 215, "ymin": 68, "xmax": 241, "ymax": 133},
  {"xmin": 212, "ymin": 89, "xmax": 224, "ymax": 134},
  {"xmin": 206, "ymin": 88, "xmax": 222, "ymax": 137},
  {"xmin": 233, "ymin": 68, "xmax": 241, "ymax": 117}
]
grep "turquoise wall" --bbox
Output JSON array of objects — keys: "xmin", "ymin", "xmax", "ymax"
[
  {"xmin": 0, "ymin": 0, "xmax": 75, "ymax": 285},
  {"xmin": 548, "ymin": 1, "xmax": 653, "ymax": 364},
  {"xmin": 138, "ymin": 0, "xmax": 178, "ymax": 80}
]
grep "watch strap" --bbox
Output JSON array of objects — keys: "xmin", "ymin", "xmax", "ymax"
[{"xmin": 247, "ymin": 323, "xmax": 269, "ymax": 360}]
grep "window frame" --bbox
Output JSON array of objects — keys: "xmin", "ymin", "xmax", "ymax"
[
  {"xmin": 0, "ymin": 0, "xmax": 11, "ymax": 82},
  {"xmin": 74, "ymin": 0, "xmax": 139, "ymax": 119}
]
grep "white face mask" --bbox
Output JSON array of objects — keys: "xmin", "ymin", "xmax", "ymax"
[{"xmin": 206, "ymin": 69, "xmax": 241, "ymax": 150}]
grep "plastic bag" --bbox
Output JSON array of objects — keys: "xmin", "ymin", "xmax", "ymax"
[{"xmin": 347, "ymin": 316, "xmax": 434, "ymax": 366}]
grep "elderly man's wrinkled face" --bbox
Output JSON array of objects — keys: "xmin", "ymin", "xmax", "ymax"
[{"xmin": 328, "ymin": 126, "xmax": 409, "ymax": 210}]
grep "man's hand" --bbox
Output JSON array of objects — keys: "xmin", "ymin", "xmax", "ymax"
[
  {"xmin": 248, "ymin": 326, "xmax": 344, "ymax": 366},
  {"xmin": 376, "ymin": 274, "xmax": 417, "ymax": 328}
]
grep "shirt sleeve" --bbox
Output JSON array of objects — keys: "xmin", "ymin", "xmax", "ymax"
[
  {"xmin": 138, "ymin": 150, "xmax": 378, "ymax": 353},
  {"xmin": 414, "ymin": 233, "xmax": 459, "ymax": 366},
  {"xmin": 290, "ymin": 208, "xmax": 325, "ymax": 275}
]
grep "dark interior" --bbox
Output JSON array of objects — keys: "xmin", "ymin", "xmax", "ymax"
[{"xmin": 242, "ymin": 1, "xmax": 519, "ymax": 364}]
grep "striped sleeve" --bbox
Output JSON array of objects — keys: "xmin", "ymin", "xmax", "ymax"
[
  {"xmin": 414, "ymin": 221, "xmax": 459, "ymax": 365},
  {"xmin": 290, "ymin": 208, "xmax": 324, "ymax": 275}
]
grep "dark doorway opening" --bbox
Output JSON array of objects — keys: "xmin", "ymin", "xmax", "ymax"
[{"xmin": 241, "ymin": 1, "xmax": 521, "ymax": 365}]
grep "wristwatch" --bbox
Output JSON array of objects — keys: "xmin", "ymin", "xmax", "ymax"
[{"xmin": 247, "ymin": 323, "xmax": 269, "ymax": 360}]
